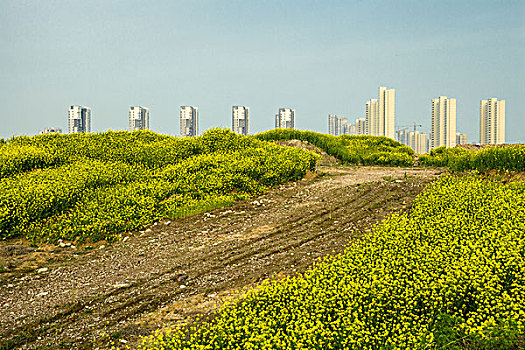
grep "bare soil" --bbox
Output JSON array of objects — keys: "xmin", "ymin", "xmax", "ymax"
[{"xmin": 0, "ymin": 165, "xmax": 443, "ymax": 349}]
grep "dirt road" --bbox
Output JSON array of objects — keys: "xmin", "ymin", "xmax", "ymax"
[{"xmin": 0, "ymin": 165, "xmax": 442, "ymax": 349}]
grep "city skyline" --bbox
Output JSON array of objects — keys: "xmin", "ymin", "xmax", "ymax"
[
  {"xmin": 1, "ymin": 1, "xmax": 523, "ymax": 142},
  {"xmin": 34, "ymin": 92, "xmax": 507, "ymax": 145}
]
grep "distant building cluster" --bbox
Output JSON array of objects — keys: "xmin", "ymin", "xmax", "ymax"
[
  {"xmin": 328, "ymin": 86, "xmax": 395, "ymax": 138},
  {"xmin": 39, "ymin": 127, "xmax": 62, "ymax": 135},
  {"xmin": 328, "ymin": 115, "xmax": 367, "ymax": 136},
  {"xmin": 397, "ymin": 129, "xmax": 428, "ymax": 155},
  {"xmin": 327, "ymin": 88, "xmax": 506, "ymax": 154},
  {"xmin": 37, "ymin": 93, "xmax": 504, "ymax": 149},
  {"xmin": 456, "ymin": 133, "xmax": 468, "ymax": 146}
]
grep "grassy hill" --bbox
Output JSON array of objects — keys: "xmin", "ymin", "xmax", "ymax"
[
  {"xmin": 255, "ymin": 129, "xmax": 415, "ymax": 167},
  {"xmin": 0, "ymin": 129, "xmax": 318, "ymax": 243}
]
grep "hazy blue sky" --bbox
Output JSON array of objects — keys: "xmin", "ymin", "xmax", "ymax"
[{"xmin": 1, "ymin": 0, "xmax": 524, "ymax": 142}]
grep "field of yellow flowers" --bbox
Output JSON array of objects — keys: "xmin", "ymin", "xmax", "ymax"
[
  {"xmin": 141, "ymin": 174, "xmax": 525, "ymax": 349},
  {"xmin": 255, "ymin": 129, "xmax": 415, "ymax": 167},
  {"xmin": 0, "ymin": 129, "xmax": 318, "ymax": 243},
  {"xmin": 419, "ymin": 144, "xmax": 525, "ymax": 172}
]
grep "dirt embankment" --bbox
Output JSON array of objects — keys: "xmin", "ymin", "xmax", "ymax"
[{"xmin": 0, "ymin": 165, "xmax": 442, "ymax": 349}]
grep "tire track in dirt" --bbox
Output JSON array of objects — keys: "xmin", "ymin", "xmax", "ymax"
[{"xmin": 0, "ymin": 166, "xmax": 442, "ymax": 349}]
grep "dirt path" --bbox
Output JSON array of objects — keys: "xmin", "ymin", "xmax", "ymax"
[{"xmin": 0, "ymin": 166, "xmax": 442, "ymax": 349}]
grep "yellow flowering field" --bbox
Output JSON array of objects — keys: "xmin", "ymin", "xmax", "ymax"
[
  {"xmin": 0, "ymin": 129, "xmax": 318, "ymax": 243},
  {"xmin": 141, "ymin": 175, "xmax": 525, "ymax": 349},
  {"xmin": 255, "ymin": 129, "xmax": 415, "ymax": 167}
]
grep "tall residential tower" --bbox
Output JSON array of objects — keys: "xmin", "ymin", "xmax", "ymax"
[
  {"xmin": 480, "ymin": 98, "xmax": 505, "ymax": 145},
  {"xmin": 379, "ymin": 86, "xmax": 396, "ymax": 139},
  {"xmin": 365, "ymin": 99, "xmax": 378, "ymax": 136},
  {"xmin": 180, "ymin": 106, "xmax": 199, "ymax": 137},
  {"xmin": 129, "ymin": 106, "xmax": 150, "ymax": 131},
  {"xmin": 68, "ymin": 105, "xmax": 91, "ymax": 134},
  {"xmin": 275, "ymin": 108, "xmax": 295, "ymax": 129},
  {"xmin": 430, "ymin": 96, "xmax": 456, "ymax": 149},
  {"xmin": 232, "ymin": 106, "xmax": 249, "ymax": 135},
  {"xmin": 365, "ymin": 86, "xmax": 395, "ymax": 138}
]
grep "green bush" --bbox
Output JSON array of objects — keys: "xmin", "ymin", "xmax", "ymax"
[{"xmin": 255, "ymin": 129, "xmax": 415, "ymax": 167}]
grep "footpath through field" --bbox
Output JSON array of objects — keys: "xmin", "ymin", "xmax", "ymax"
[{"xmin": 0, "ymin": 165, "xmax": 441, "ymax": 349}]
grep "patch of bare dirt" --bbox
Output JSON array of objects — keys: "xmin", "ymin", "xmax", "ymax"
[
  {"xmin": 0, "ymin": 166, "xmax": 442, "ymax": 349},
  {"xmin": 273, "ymin": 139, "xmax": 341, "ymax": 166}
]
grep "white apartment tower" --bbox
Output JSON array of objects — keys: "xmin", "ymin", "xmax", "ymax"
[
  {"xmin": 480, "ymin": 98, "xmax": 505, "ymax": 145},
  {"xmin": 430, "ymin": 96, "xmax": 456, "ymax": 149},
  {"xmin": 379, "ymin": 87, "xmax": 396, "ymax": 139},
  {"xmin": 68, "ymin": 105, "xmax": 91, "ymax": 134},
  {"xmin": 328, "ymin": 114, "xmax": 338, "ymax": 135},
  {"xmin": 232, "ymin": 106, "xmax": 250, "ymax": 135},
  {"xmin": 180, "ymin": 106, "xmax": 199, "ymax": 137},
  {"xmin": 355, "ymin": 118, "xmax": 367, "ymax": 135},
  {"xmin": 365, "ymin": 99, "xmax": 378, "ymax": 136},
  {"xmin": 365, "ymin": 87, "xmax": 395, "ymax": 138},
  {"xmin": 275, "ymin": 108, "xmax": 295, "ymax": 129},
  {"xmin": 129, "ymin": 106, "xmax": 150, "ymax": 131}
]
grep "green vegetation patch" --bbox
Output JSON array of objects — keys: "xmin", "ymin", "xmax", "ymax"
[
  {"xmin": 255, "ymin": 129, "xmax": 414, "ymax": 167},
  {"xmin": 0, "ymin": 129, "xmax": 319, "ymax": 243},
  {"xmin": 420, "ymin": 144, "xmax": 525, "ymax": 172},
  {"xmin": 141, "ymin": 175, "xmax": 525, "ymax": 349}
]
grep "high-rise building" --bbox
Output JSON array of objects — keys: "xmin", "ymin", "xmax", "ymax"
[
  {"xmin": 328, "ymin": 114, "xmax": 349, "ymax": 136},
  {"xmin": 408, "ymin": 131, "xmax": 428, "ymax": 154},
  {"xmin": 328, "ymin": 114, "xmax": 337, "ymax": 135},
  {"xmin": 39, "ymin": 127, "xmax": 62, "ymax": 135},
  {"xmin": 129, "ymin": 106, "xmax": 150, "ymax": 131},
  {"xmin": 355, "ymin": 118, "xmax": 367, "ymax": 135},
  {"xmin": 180, "ymin": 106, "xmax": 199, "ymax": 137},
  {"xmin": 430, "ymin": 96, "xmax": 456, "ymax": 149},
  {"xmin": 365, "ymin": 87, "xmax": 395, "ymax": 138},
  {"xmin": 456, "ymin": 133, "xmax": 468, "ymax": 146},
  {"xmin": 68, "ymin": 105, "xmax": 91, "ymax": 134},
  {"xmin": 232, "ymin": 106, "xmax": 249, "ymax": 135},
  {"xmin": 379, "ymin": 86, "xmax": 396, "ymax": 139},
  {"xmin": 365, "ymin": 99, "xmax": 378, "ymax": 136},
  {"xmin": 275, "ymin": 108, "xmax": 295, "ymax": 129},
  {"xmin": 480, "ymin": 98, "xmax": 505, "ymax": 145}
]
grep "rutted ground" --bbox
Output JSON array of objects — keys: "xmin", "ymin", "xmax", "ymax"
[{"xmin": 0, "ymin": 165, "xmax": 442, "ymax": 349}]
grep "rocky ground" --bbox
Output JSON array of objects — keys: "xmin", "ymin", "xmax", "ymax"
[{"xmin": 0, "ymin": 163, "xmax": 443, "ymax": 349}]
